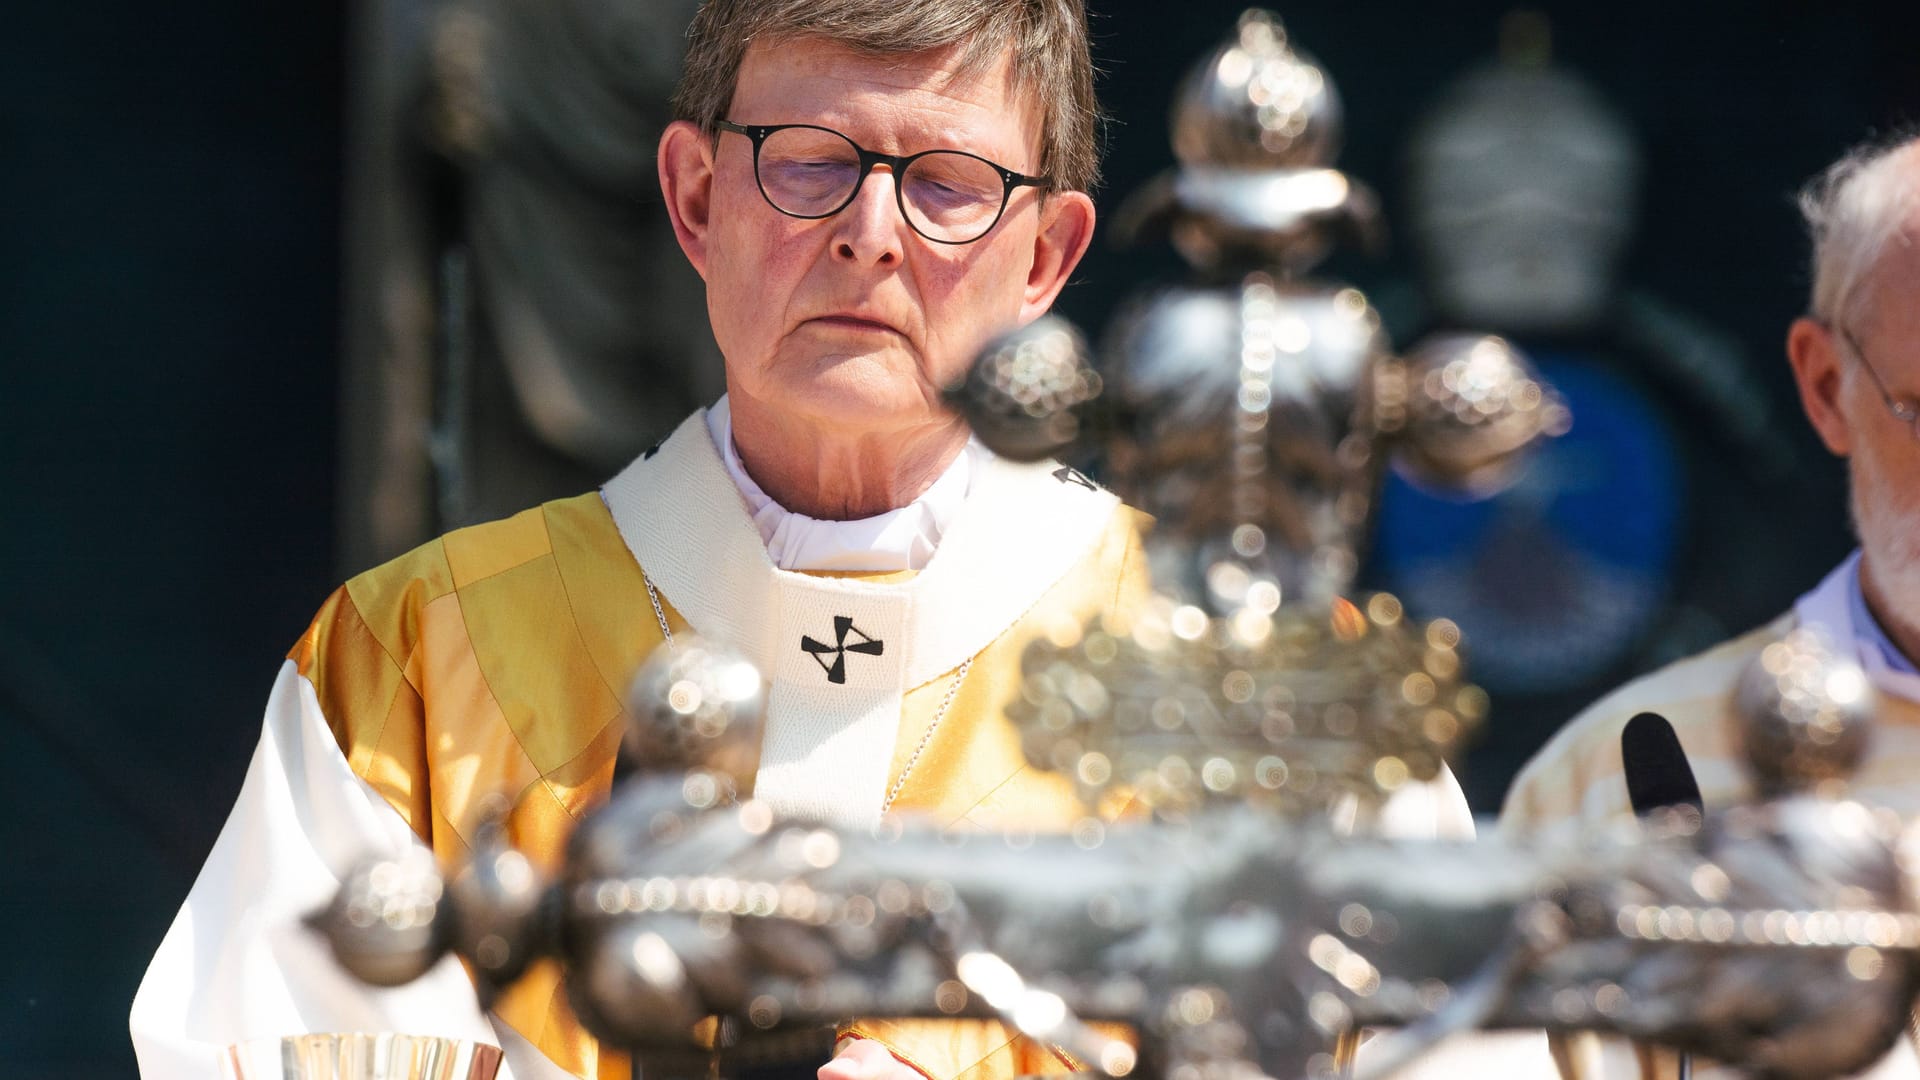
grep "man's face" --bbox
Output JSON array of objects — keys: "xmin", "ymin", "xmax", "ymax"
[
  {"xmin": 687, "ymin": 37, "xmax": 1070, "ymax": 439},
  {"xmin": 1846, "ymin": 232, "xmax": 1920, "ymax": 622}
]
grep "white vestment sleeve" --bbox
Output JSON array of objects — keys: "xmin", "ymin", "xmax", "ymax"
[{"xmin": 130, "ymin": 660, "xmax": 574, "ymax": 1080}]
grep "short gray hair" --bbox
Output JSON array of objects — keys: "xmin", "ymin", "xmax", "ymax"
[
  {"xmin": 673, "ymin": 0, "xmax": 1102, "ymax": 194},
  {"xmin": 1798, "ymin": 132, "xmax": 1920, "ymax": 329}
]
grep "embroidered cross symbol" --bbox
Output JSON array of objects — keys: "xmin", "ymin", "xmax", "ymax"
[
  {"xmin": 1052, "ymin": 466, "xmax": 1096, "ymax": 490},
  {"xmin": 800, "ymin": 616, "xmax": 885, "ymax": 685}
]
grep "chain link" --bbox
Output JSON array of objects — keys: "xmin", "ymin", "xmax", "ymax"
[
  {"xmin": 882, "ymin": 659, "xmax": 973, "ymax": 814},
  {"xmin": 644, "ymin": 571, "xmax": 674, "ymax": 650}
]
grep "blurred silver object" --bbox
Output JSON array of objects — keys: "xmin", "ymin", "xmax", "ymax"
[
  {"xmin": 1009, "ymin": 592, "xmax": 1480, "ymax": 818},
  {"xmin": 1108, "ymin": 9, "xmax": 1565, "ymax": 612},
  {"xmin": 311, "ymin": 847, "xmax": 449, "ymax": 989},
  {"xmin": 945, "ymin": 316, "xmax": 1102, "ymax": 463},
  {"xmin": 1170, "ymin": 9, "xmax": 1342, "ymax": 171},
  {"xmin": 312, "ymin": 601, "xmax": 1915, "ymax": 1080},
  {"xmin": 1735, "ymin": 628, "xmax": 1877, "ymax": 799},
  {"xmin": 1382, "ymin": 333, "xmax": 1570, "ymax": 494},
  {"xmin": 220, "ymin": 1034, "xmax": 500, "ymax": 1080},
  {"xmin": 622, "ymin": 633, "xmax": 767, "ymax": 795}
]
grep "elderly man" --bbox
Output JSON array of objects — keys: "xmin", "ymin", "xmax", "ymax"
[
  {"xmin": 129, "ymin": 3, "xmax": 1495, "ymax": 1079},
  {"xmin": 1501, "ymin": 133, "xmax": 1920, "ymax": 1078}
]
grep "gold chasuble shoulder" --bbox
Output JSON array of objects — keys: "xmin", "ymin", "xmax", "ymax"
[
  {"xmin": 287, "ymin": 490, "xmax": 1154, "ymax": 1080},
  {"xmin": 291, "ymin": 493, "xmax": 658, "ymax": 1080}
]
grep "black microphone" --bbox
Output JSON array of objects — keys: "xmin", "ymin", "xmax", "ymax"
[
  {"xmin": 1620, "ymin": 710, "xmax": 1702, "ymax": 1080},
  {"xmin": 1621, "ymin": 711, "xmax": 1703, "ymax": 817}
]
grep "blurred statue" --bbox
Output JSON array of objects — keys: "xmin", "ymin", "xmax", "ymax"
[{"xmin": 338, "ymin": 0, "xmax": 720, "ymax": 571}]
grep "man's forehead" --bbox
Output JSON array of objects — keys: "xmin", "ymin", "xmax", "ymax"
[{"xmin": 732, "ymin": 35, "xmax": 1042, "ymax": 154}]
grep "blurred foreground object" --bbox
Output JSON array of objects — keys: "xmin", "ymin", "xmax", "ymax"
[
  {"xmin": 313, "ymin": 589, "xmax": 1918, "ymax": 1080},
  {"xmin": 221, "ymin": 1034, "xmax": 501, "ymax": 1080},
  {"xmin": 1105, "ymin": 9, "xmax": 1566, "ymax": 613}
]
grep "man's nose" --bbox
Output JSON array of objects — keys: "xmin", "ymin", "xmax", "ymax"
[{"xmin": 831, "ymin": 166, "xmax": 906, "ymax": 267}]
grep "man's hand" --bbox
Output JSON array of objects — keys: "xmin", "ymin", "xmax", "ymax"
[{"xmin": 819, "ymin": 1037, "xmax": 926, "ymax": 1080}]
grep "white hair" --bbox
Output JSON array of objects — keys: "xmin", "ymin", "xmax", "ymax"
[{"xmin": 1798, "ymin": 133, "xmax": 1920, "ymax": 329}]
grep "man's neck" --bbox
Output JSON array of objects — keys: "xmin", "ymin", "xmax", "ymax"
[
  {"xmin": 1858, "ymin": 554, "xmax": 1920, "ymax": 672},
  {"xmin": 726, "ymin": 392, "xmax": 970, "ymax": 521}
]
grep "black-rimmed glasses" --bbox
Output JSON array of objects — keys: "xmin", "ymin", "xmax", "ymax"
[
  {"xmin": 1838, "ymin": 323, "xmax": 1920, "ymax": 442},
  {"xmin": 715, "ymin": 121, "xmax": 1049, "ymax": 245}
]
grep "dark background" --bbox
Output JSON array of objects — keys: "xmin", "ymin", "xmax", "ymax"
[{"xmin": 3, "ymin": 0, "xmax": 1915, "ymax": 1073}]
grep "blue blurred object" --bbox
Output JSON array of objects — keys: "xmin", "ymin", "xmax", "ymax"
[{"xmin": 1372, "ymin": 352, "xmax": 1683, "ymax": 693}]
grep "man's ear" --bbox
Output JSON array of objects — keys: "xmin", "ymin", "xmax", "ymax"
[
  {"xmin": 1018, "ymin": 190, "xmax": 1097, "ymax": 322},
  {"xmin": 1787, "ymin": 315, "xmax": 1855, "ymax": 457},
  {"xmin": 659, "ymin": 120, "xmax": 716, "ymax": 279}
]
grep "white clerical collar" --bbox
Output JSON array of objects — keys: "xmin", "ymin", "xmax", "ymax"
[
  {"xmin": 705, "ymin": 395, "xmax": 977, "ymax": 573},
  {"xmin": 1794, "ymin": 549, "xmax": 1920, "ymax": 702}
]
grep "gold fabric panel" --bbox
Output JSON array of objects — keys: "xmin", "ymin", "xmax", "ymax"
[
  {"xmin": 292, "ymin": 493, "xmax": 1150, "ymax": 1079},
  {"xmin": 292, "ymin": 586, "xmax": 430, "ymax": 839},
  {"xmin": 443, "ymin": 505, "xmax": 554, "ymax": 589}
]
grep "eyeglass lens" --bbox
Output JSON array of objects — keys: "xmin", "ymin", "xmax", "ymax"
[{"xmin": 754, "ymin": 127, "xmax": 1009, "ymax": 242}]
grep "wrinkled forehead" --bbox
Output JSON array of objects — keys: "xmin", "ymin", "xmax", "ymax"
[{"xmin": 732, "ymin": 35, "xmax": 1044, "ymax": 164}]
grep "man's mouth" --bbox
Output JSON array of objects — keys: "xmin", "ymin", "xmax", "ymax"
[{"xmin": 809, "ymin": 314, "xmax": 901, "ymax": 335}]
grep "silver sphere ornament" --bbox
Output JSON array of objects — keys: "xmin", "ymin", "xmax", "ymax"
[
  {"xmin": 946, "ymin": 316, "xmax": 1101, "ymax": 462},
  {"xmin": 1735, "ymin": 628, "xmax": 1876, "ymax": 797},
  {"xmin": 624, "ymin": 635, "xmax": 766, "ymax": 787},
  {"xmin": 1171, "ymin": 9, "xmax": 1342, "ymax": 170},
  {"xmin": 1384, "ymin": 333, "xmax": 1568, "ymax": 494},
  {"xmin": 310, "ymin": 847, "xmax": 451, "ymax": 987},
  {"xmin": 446, "ymin": 827, "xmax": 549, "ymax": 991},
  {"xmin": 569, "ymin": 921, "xmax": 711, "ymax": 1046}
]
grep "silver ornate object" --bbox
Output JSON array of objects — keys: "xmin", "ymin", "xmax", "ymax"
[
  {"xmin": 1404, "ymin": 23, "xmax": 1643, "ymax": 334},
  {"xmin": 1380, "ymin": 333, "xmax": 1571, "ymax": 493},
  {"xmin": 622, "ymin": 633, "xmax": 767, "ymax": 796},
  {"xmin": 1735, "ymin": 628, "xmax": 1877, "ymax": 799},
  {"xmin": 1170, "ymin": 9, "xmax": 1342, "ymax": 170},
  {"xmin": 1108, "ymin": 9, "xmax": 1566, "ymax": 614},
  {"xmin": 1079, "ymin": 11, "xmax": 1563, "ymax": 823},
  {"xmin": 311, "ymin": 598, "xmax": 1918, "ymax": 1080},
  {"xmin": 944, "ymin": 316, "xmax": 1103, "ymax": 463},
  {"xmin": 1010, "ymin": 593, "xmax": 1480, "ymax": 817},
  {"xmin": 311, "ymin": 846, "xmax": 450, "ymax": 989},
  {"xmin": 317, "ymin": 703, "xmax": 1920, "ymax": 1080},
  {"xmin": 221, "ymin": 1034, "xmax": 502, "ymax": 1080}
]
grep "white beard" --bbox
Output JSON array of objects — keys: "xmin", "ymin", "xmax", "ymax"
[{"xmin": 1850, "ymin": 446, "xmax": 1920, "ymax": 650}]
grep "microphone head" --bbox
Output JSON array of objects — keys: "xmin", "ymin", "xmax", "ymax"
[{"xmin": 1620, "ymin": 710, "xmax": 1703, "ymax": 819}]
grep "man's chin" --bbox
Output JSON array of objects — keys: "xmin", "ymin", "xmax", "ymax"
[
  {"xmin": 761, "ymin": 369, "xmax": 942, "ymax": 433},
  {"xmin": 1851, "ymin": 464, "xmax": 1920, "ymax": 631}
]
